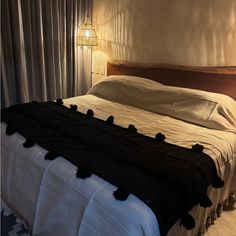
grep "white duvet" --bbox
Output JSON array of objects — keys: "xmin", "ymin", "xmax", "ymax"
[{"xmin": 1, "ymin": 76, "xmax": 236, "ymax": 236}]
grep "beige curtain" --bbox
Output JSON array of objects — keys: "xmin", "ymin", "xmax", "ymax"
[{"xmin": 1, "ymin": 0, "xmax": 92, "ymax": 108}]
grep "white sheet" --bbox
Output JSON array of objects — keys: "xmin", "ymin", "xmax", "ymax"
[{"xmin": 1, "ymin": 94, "xmax": 236, "ymax": 236}]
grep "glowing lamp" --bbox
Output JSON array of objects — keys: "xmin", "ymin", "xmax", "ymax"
[{"xmin": 76, "ymin": 23, "xmax": 98, "ymax": 46}]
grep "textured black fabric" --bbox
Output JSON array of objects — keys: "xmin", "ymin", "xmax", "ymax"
[{"xmin": 1, "ymin": 101, "xmax": 223, "ymax": 236}]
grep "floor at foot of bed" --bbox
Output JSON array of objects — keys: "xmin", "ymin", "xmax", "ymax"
[
  {"xmin": 1, "ymin": 211, "xmax": 30, "ymax": 236},
  {"xmin": 204, "ymin": 202, "xmax": 236, "ymax": 236}
]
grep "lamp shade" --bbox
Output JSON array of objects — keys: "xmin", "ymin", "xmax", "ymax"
[{"xmin": 76, "ymin": 23, "xmax": 98, "ymax": 46}]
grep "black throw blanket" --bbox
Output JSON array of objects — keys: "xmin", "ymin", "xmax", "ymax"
[{"xmin": 1, "ymin": 101, "xmax": 224, "ymax": 236}]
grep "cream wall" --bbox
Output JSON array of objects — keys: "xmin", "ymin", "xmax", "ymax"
[{"xmin": 92, "ymin": 0, "xmax": 236, "ymax": 82}]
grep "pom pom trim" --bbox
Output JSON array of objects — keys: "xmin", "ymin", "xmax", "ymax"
[
  {"xmin": 106, "ymin": 115, "xmax": 114, "ymax": 124},
  {"xmin": 200, "ymin": 194, "xmax": 212, "ymax": 208},
  {"xmin": 56, "ymin": 98, "xmax": 63, "ymax": 105},
  {"xmin": 45, "ymin": 151, "xmax": 60, "ymax": 160},
  {"xmin": 181, "ymin": 212, "xmax": 195, "ymax": 230},
  {"xmin": 113, "ymin": 186, "xmax": 130, "ymax": 201},
  {"xmin": 86, "ymin": 109, "xmax": 94, "ymax": 118},
  {"xmin": 212, "ymin": 175, "xmax": 224, "ymax": 188},
  {"xmin": 128, "ymin": 124, "xmax": 137, "ymax": 132},
  {"xmin": 76, "ymin": 166, "xmax": 92, "ymax": 179},
  {"xmin": 23, "ymin": 139, "xmax": 35, "ymax": 148},
  {"xmin": 155, "ymin": 133, "xmax": 165, "ymax": 142},
  {"xmin": 70, "ymin": 104, "xmax": 78, "ymax": 112},
  {"xmin": 191, "ymin": 144, "xmax": 204, "ymax": 153},
  {"xmin": 5, "ymin": 125, "xmax": 16, "ymax": 135}
]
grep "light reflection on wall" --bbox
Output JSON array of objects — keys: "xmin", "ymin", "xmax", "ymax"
[
  {"xmin": 92, "ymin": 50, "xmax": 109, "ymax": 84},
  {"xmin": 93, "ymin": 0, "xmax": 236, "ymax": 68}
]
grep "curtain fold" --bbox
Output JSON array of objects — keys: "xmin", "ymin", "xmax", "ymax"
[{"xmin": 1, "ymin": 0, "xmax": 92, "ymax": 108}]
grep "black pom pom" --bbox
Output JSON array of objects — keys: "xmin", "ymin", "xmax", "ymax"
[
  {"xmin": 181, "ymin": 213, "xmax": 195, "ymax": 230},
  {"xmin": 128, "ymin": 124, "xmax": 137, "ymax": 132},
  {"xmin": 70, "ymin": 104, "xmax": 77, "ymax": 112},
  {"xmin": 86, "ymin": 109, "xmax": 94, "ymax": 118},
  {"xmin": 113, "ymin": 186, "xmax": 130, "ymax": 201},
  {"xmin": 200, "ymin": 194, "xmax": 212, "ymax": 208},
  {"xmin": 5, "ymin": 125, "xmax": 16, "ymax": 135},
  {"xmin": 155, "ymin": 133, "xmax": 165, "ymax": 142},
  {"xmin": 56, "ymin": 98, "xmax": 63, "ymax": 105},
  {"xmin": 212, "ymin": 175, "xmax": 224, "ymax": 188},
  {"xmin": 32, "ymin": 100, "xmax": 38, "ymax": 104},
  {"xmin": 191, "ymin": 144, "xmax": 204, "ymax": 153},
  {"xmin": 23, "ymin": 139, "xmax": 35, "ymax": 148},
  {"xmin": 76, "ymin": 166, "xmax": 92, "ymax": 179},
  {"xmin": 106, "ymin": 115, "xmax": 114, "ymax": 124},
  {"xmin": 44, "ymin": 151, "xmax": 60, "ymax": 160}
]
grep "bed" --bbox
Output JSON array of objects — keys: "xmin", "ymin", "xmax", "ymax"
[{"xmin": 1, "ymin": 61, "xmax": 236, "ymax": 236}]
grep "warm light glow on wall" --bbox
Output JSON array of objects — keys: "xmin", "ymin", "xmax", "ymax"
[
  {"xmin": 76, "ymin": 23, "xmax": 98, "ymax": 46},
  {"xmin": 93, "ymin": 0, "xmax": 236, "ymax": 66},
  {"xmin": 92, "ymin": 50, "xmax": 109, "ymax": 85}
]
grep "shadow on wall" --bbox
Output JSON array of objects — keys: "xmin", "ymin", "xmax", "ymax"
[{"xmin": 93, "ymin": 0, "xmax": 236, "ymax": 66}]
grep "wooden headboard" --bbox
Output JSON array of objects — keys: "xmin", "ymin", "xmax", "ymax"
[{"xmin": 107, "ymin": 61, "xmax": 236, "ymax": 100}]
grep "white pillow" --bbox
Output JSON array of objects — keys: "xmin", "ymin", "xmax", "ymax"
[
  {"xmin": 88, "ymin": 75, "xmax": 236, "ymax": 133},
  {"xmin": 88, "ymin": 75, "xmax": 164, "ymax": 102}
]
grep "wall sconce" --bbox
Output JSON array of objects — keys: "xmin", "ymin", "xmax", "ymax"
[{"xmin": 76, "ymin": 22, "xmax": 98, "ymax": 46}]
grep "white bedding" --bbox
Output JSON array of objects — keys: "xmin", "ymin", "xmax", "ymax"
[{"xmin": 1, "ymin": 76, "xmax": 236, "ymax": 236}]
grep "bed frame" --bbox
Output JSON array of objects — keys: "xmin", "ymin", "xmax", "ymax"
[{"xmin": 107, "ymin": 61, "xmax": 236, "ymax": 100}]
